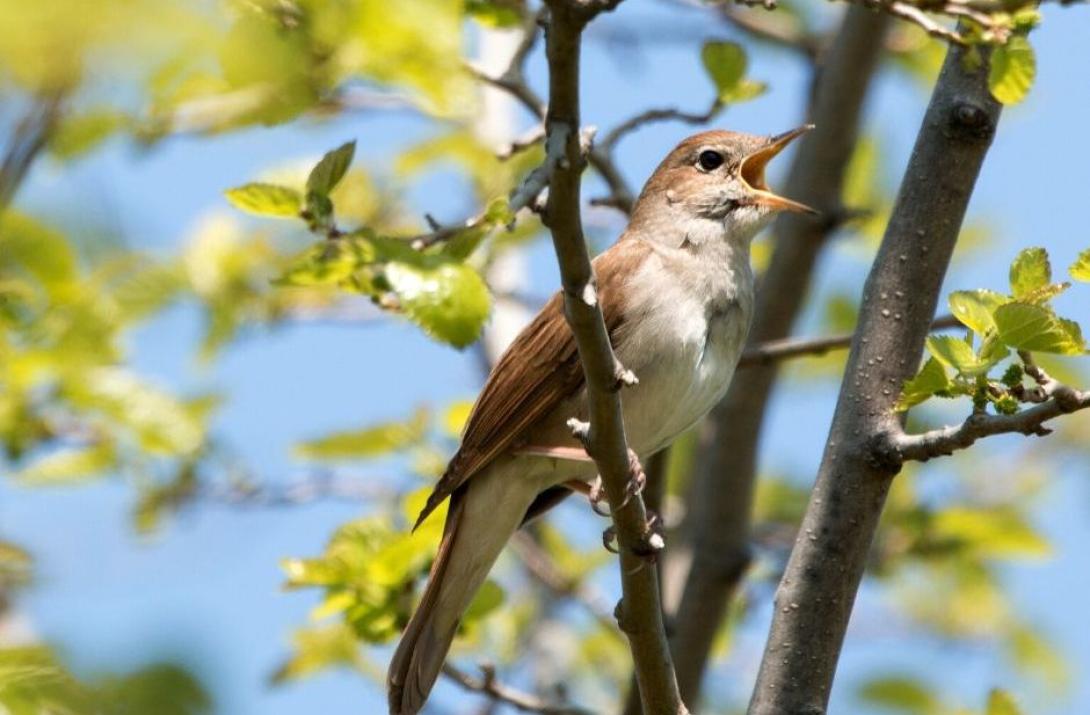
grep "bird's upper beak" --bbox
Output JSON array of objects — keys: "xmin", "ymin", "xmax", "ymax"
[{"xmin": 738, "ymin": 125, "xmax": 817, "ymax": 215}]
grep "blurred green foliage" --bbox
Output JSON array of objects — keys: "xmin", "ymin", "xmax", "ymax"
[{"xmin": 0, "ymin": 0, "xmax": 1083, "ymax": 713}]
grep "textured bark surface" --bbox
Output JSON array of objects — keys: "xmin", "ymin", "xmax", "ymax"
[
  {"xmin": 747, "ymin": 37, "xmax": 1003, "ymax": 715},
  {"xmin": 669, "ymin": 8, "xmax": 891, "ymax": 703},
  {"xmin": 541, "ymin": 2, "xmax": 687, "ymax": 712}
]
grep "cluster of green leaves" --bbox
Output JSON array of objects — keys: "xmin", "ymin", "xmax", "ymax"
[
  {"xmin": 1, "ymin": 0, "xmax": 476, "ymax": 156},
  {"xmin": 0, "ymin": 538, "xmax": 210, "ymax": 715},
  {"xmin": 225, "ymin": 133, "xmax": 549, "ymax": 348},
  {"xmin": 898, "ymin": 247, "xmax": 1089, "ymax": 414},
  {"xmin": 0, "ymin": 646, "xmax": 210, "ymax": 715}
]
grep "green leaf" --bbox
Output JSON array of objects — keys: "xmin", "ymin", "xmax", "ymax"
[
  {"xmin": 895, "ymin": 357, "xmax": 950, "ymax": 412},
  {"xmin": 271, "ymin": 625, "xmax": 363, "ymax": 684},
  {"xmin": 994, "ymin": 302, "xmax": 1087, "ymax": 355},
  {"xmin": 932, "ymin": 507, "xmax": 1050, "ymax": 560},
  {"xmin": 701, "ymin": 41, "xmax": 766, "ymax": 104},
  {"xmin": 465, "ymin": 0, "xmax": 523, "ymax": 27},
  {"xmin": 49, "ymin": 109, "xmax": 127, "ymax": 160},
  {"xmin": 948, "ymin": 289, "xmax": 1007, "ymax": 334},
  {"xmin": 14, "ymin": 443, "xmax": 117, "ymax": 486},
  {"xmin": 857, "ymin": 676, "xmax": 940, "ymax": 714},
  {"xmin": 1069, "ymin": 248, "xmax": 1090, "ymax": 282},
  {"xmin": 1020, "ymin": 281, "xmax": 1070, "ymax": 305},
  {"xmin": 1009, "ymin": 247, "xmax": 1051, "ymax": 299},
  {"xmin": 987, "ymin": 688, "xmax": 1023, "ymax": 715},
  {"xmin": 294, "ymin": 409, "xmax": 428, "ymax": 460},
  {"xmin": 384, "ymin": 262, "xmax": 491, "ymax": 349},
  {"xmin": 223, "ymin": 183, "xmax": 302, "ymax": 218},
  {"xmin": 926, "ymin": 335, "xmax": 1003, "ymax": 376},
  {"xmin": 463, "ymin": 579, "xmax": 505, "ymax": 625},
  {"xmin": 307, "ymin": 141, "xmax": 356, "ymax": 196},
  {"xmin": 989, "ymin": 36, "xmax": 1036, "ymax": 105},
  {"xmin": 0, "ymin": 645, "xmax": 95, "ymax": 715},
  {"xmin": 95, "ymin": 664, "xmax": 210, "ymax": 715}
]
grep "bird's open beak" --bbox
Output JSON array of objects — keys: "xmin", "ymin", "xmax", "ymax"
[{"xmin": 739, "ymin": 125, "xmax": 817, "ymax": 215}]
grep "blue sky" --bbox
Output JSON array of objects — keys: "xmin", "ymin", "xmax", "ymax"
[{"xmin": 3, "ymin": 2, "xmax": 1090, "ymax": 713}]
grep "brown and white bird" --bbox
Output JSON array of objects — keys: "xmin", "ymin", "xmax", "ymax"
[{"xmin": 387, "ymin": 127, "xmax": 814, "ymax": 714}]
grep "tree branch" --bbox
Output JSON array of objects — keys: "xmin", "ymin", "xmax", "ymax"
[
  {"xmin": 0, "ymin": 93, "xmax": 64, "ymax": 211},
  {"xmin": 668, "ymin": 7, "xmax": 892, "ymax": 703},
  {"xmin": 540, "ymin": 1, "xmax": 688, "ymax": 712},
  {"xmin": 737, "ymin": 314, "xmax": 960, "ymax": 368},
  {"xmin": 441, "ymin": 663, "xmax": 594, "ymax": 715},
  {"xmin": 893, "ymin": 372, "xmax": 1090, "ymax": 462},
  {"xmin": 747, "ymin": 33, "xmax": 1003, "ymax": 715}
]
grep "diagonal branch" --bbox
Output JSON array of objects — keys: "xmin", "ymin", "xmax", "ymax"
[
  {"xmin": 0, "ymin": 93, "xmax": 64, "ymax": 211},
  {"xmin": 737, "ymin": 314, "xmax": 960, "ymax": 368},
  {"xmin": 747, "ymin": 33, "xmax": 1003, "ymax": 715},
  {"xmin": 893, "ymin": 358, "xmax": 1090, "ymax": 461},
  {"xmin": 442, "ymin": 663, "xmax": 594, "ymax": 715},
  {"xmin": 540, "ymin": 1, "xmax": 688, "ymax": 712}
]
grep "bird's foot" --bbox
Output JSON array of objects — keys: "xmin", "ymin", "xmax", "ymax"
[
  {"xmin": 587, "ymin": 476, "xmax": 611, "ymax": 517},
  {"xmin": 614, "ymin": 449, "xmax": 646, "ymax": 510}
]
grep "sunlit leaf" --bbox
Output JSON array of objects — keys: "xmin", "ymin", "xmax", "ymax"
[
  {"xmin": 14, "ymin": 443, "xmax": 117, "ymax": 485},
  {"xmin": 895, "ymin": 357, "xmax": 950, "ymax": 411},
  {"xmin": 294, "ymin": 408, "xmax": 428, "ymax": 460},
  {"xmin": 1009, "ymin": 247, "xmax": 1050, "ymax": 300},
  {"xmin": 271, "ymin": 625, "xmax": 363, "ymax": 684},
  {"xmin": 986, "ymin": 688, "xmax": 1023, "ymax": 715},
  {"xmin": 49, "ymin": 108, "xmax": 127, "ymax": 160},
  {"xmin": 0, "ymin": 645, "xmax": 94, "ymax": 715},
  {"xmin": 989, "ymin": 36, "xmax": 1036, "ymax": 105},
  {"xmin": 926, "ymin": 334, "xmax": 1005, "ymax": 376},
  {"xmin": 701, "ymin": 41, "xmax": 766, "ymax": 104},
  {"xmin": 994, "ymin": 302, "xmax": 1086, "ymax": 355},
  {"xmin": 857, "ymin": 675, "xmax": 940, "ymax": 714},
  {"xmin": 384, "ymin": 262, "xmax": 491, "ymax": 348},
  {"xmin": 465, "ymin": 0, "xmax": 523, "ymax": 27},
  {"xmin": 224, "ymin": 183, "xmax": 302, "ymax": 218},
  {"xmin": 443, "ymin": 401, "xmax": 473, "ymax": 437},
  {"xmin": 1069, "ymin": 248, "xmax": 1090, "ymax": 282},
  {"xmin": 948, "ymin": 289, "xmax": 1007, "ymax": 334},
  {"xmin": 932, "ymin": 507, "xmax": 1050, "ymax": 560}
]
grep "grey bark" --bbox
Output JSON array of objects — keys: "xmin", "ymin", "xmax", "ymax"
[
  {"xmin": 747, "ymin": 36, "xmax": 1002, "ymax": 715},
  {"xmin": 669, "ymin": 7, "xmax": 891, "ymax": 704}
]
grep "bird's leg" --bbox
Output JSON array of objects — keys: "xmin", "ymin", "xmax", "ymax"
[
  {"xmin": 586, "ymin": 476, "xmax": 612, "ymax": 517},
  {"xmin": 614, "ymin": 449, "xmax": 647, "ymax": 510}
]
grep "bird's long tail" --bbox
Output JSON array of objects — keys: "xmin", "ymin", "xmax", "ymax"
[{"xmin": 387, "ymin": 471, "xmax": 536, "ymax": 715}]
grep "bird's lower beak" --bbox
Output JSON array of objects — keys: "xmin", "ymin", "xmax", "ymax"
[{"xmin": 739, "ymin": 125, "xmax": 817, "ymax": 215}]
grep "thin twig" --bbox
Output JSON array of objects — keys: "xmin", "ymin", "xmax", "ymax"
[
  {"xmin": 0, "ymin": 93, "xmax": 65, "ymax": 211},
  {"xmin": 442, "ymin": 663, "xmax": 594, "ymax": 715},
  {"xmin": 737, "ymin": 314, "xmax": 960, "ymax": 367}
]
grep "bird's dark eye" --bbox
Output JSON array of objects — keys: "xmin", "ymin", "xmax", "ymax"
[{"xmin": 698, "ymin": 150, "xmax": 724, "ymax": 171}]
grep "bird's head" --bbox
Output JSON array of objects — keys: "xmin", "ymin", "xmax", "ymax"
[{"xmin": 631, "ymin": 126, "xmax": 815, "ymax": 245}]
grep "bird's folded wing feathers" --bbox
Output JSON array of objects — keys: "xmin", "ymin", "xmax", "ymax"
[{"xmin": 412, "ymin": 240, "xmax": 649, "ymax": 530}]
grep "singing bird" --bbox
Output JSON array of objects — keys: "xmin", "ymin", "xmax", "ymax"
[{"xmin": 388, "ymin": 127, "xmax": 814, "ymax": 714}]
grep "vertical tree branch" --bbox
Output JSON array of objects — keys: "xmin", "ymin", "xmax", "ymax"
[
  {"xmin": 747, "ymin": 37, "xmax": 1002, "ymax": 715},
  {"xmin": 541, "ymin": 2, "xmax": 687, "ymax": 713},
  {"xmin": 669, "ymin": 7, "xmax": 891, "ymax": 703},
  {"xmin": 0, "ymin": 93, "xmax": 63, "ymax": 211}
]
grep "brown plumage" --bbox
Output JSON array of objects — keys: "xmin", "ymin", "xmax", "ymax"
[{"xmin": 387, "ymin": 127, "xmax": 813, "ymax": 715}]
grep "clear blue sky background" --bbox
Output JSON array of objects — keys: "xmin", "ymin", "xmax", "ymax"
[{"xmin": 3, "ymin": 3, "xmax": 1089, "ymax": 713}]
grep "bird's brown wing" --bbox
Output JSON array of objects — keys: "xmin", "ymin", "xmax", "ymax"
[{"xmin": 412, "ymin": 241, "xmax": 648, "ymax": 530}]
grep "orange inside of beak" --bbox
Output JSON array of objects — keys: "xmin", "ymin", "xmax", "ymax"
[{"xmin": 738, "ymin": 125, "xmax": 817, "ymax": 215}]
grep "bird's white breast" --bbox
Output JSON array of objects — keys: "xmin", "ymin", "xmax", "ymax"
[{"xmin": 616, "ymin": 235, "xmax": 754, "ymax": 457}]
